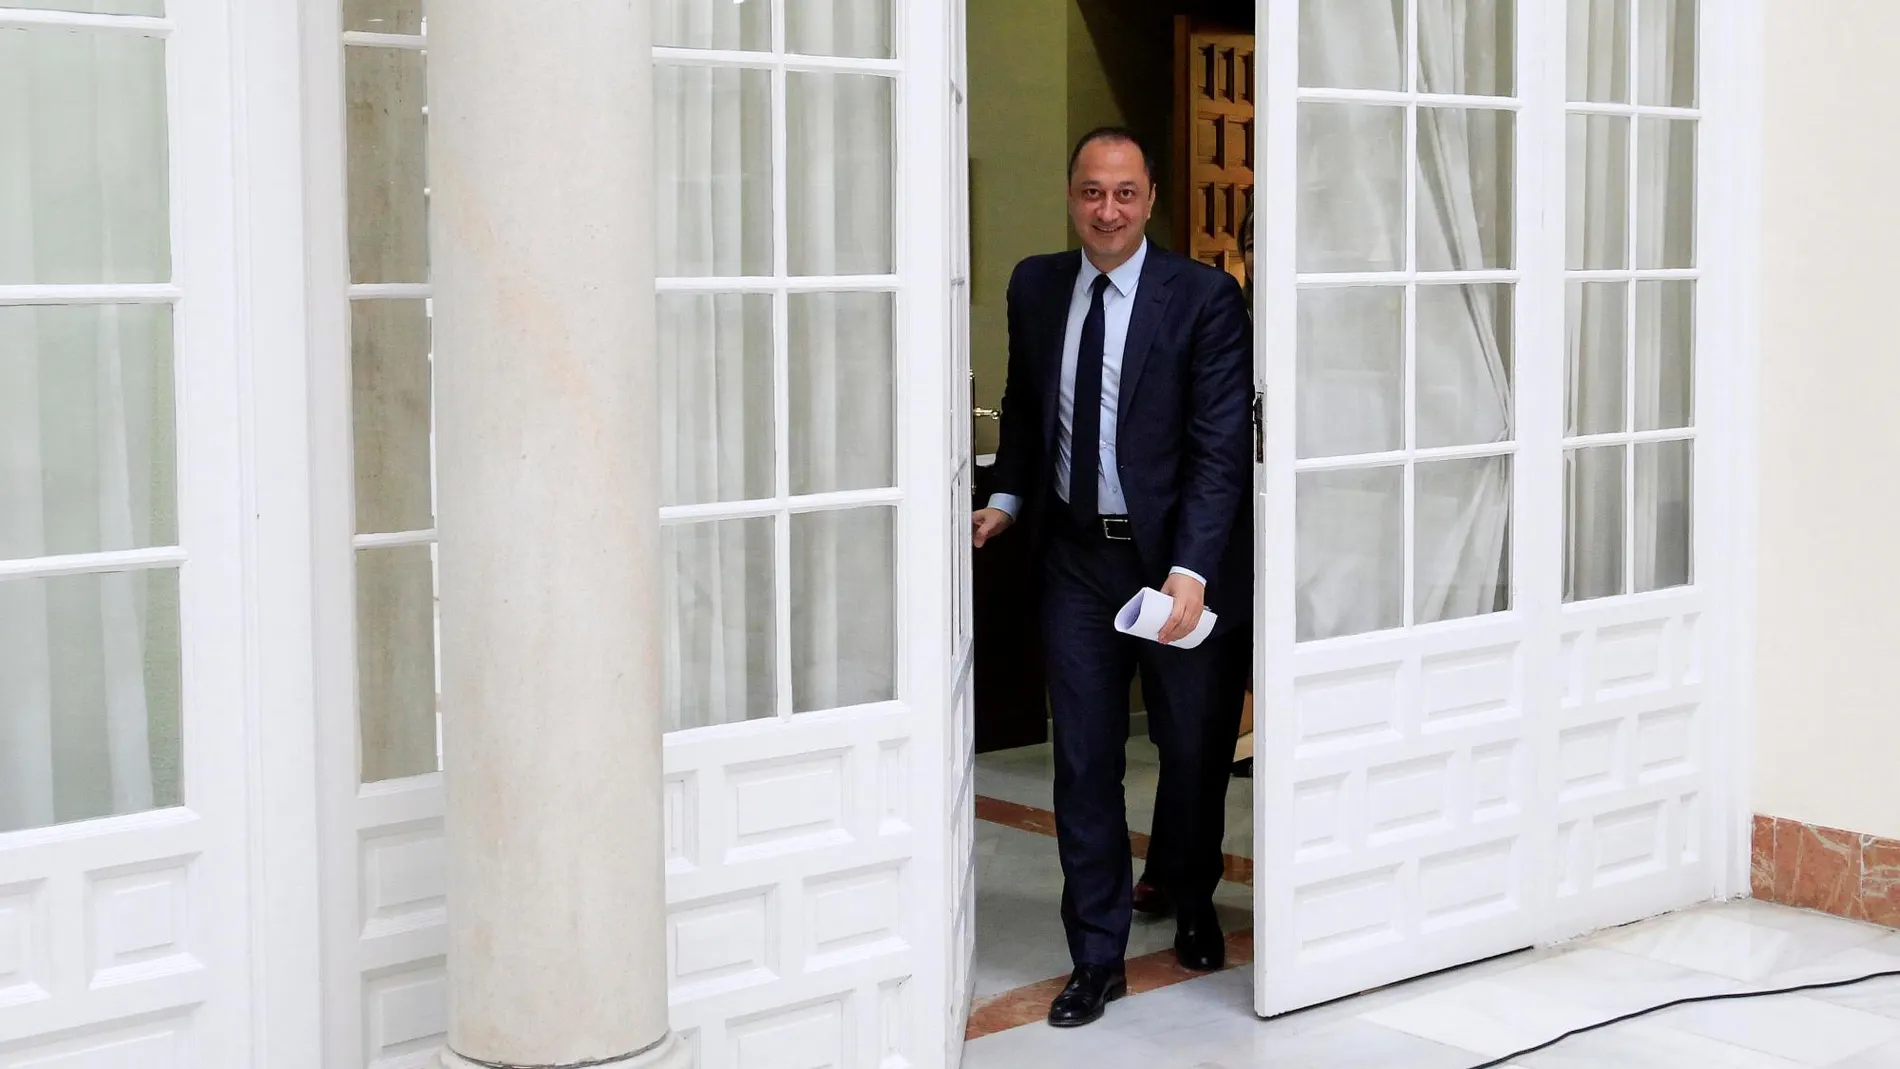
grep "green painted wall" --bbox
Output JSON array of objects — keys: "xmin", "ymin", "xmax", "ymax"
[
  {"xmin": 966, "ymin": 0, "xmax": 1189, "ymax": 453},
  {"xmin": 1067, "ymin": 0, "xmax": 1178, "ymax": 252},
  {"xmin": 967, "ymin": 0, "xmax": 1069, "ymax": 455}
]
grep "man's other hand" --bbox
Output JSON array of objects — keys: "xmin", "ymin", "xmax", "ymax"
[
  {"xmin": 1158, "ymin": 572, "xmax": 1206, "ymax": 644},
  {"xmin": 972, "ymin": 507, "xmax": 1015, "ymax": 548}
]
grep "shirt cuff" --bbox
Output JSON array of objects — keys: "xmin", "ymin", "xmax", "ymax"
[
  {"xmin": 1168, "ymin": 566, "xmax": 1207, "ymax": 586},
  {"xmin": 986, "ymin": 493, "xmax": 1021, "ymax": 521}
]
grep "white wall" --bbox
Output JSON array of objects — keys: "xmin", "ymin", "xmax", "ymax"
[{"xmin": 1754, "ymin": 1, "xmax": 1900, "ymax": 840}]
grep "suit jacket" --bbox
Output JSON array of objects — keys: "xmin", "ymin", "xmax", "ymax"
[{"xmin": 990, "ymin": 245, "xmax": 1254, "ymax": 631}]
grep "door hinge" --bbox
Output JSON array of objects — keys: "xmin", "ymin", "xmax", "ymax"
[{"xmin": 1251, "ymin": 389, "xmax": 1264, "ymax": 463}]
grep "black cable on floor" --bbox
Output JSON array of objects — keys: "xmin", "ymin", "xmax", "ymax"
[{"xmin": 1461, "ymin": 967, "xmax": 1900, "ymax": 1068}]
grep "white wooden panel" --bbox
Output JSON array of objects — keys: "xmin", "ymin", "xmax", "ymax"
[
  {"xmin": 1545, "ymin": 592, "xmax": 1715, "ymax": 939},
  {"xmin": 1260, "ymin": 620, "xmax": 1541, "ymax": 1007},
  {"xmin": 0, "ymin": 1014, "xmax": 192, "ymax": 1069},
  {"xmin": 662, "ymin": 711, "xmax": 930, "ymax": 1069},
  {"xmin": 0, "ymin": 2, "xmax": 254, "ymax": 1064},
  {"xmin": 349, "ymin": 779, "xmax": 447, "ymax": 1069}
]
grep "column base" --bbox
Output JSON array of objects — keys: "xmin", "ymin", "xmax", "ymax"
[{"xmin": 439, "ymin": 1032, "xmax": 693, "ymax": 1069}]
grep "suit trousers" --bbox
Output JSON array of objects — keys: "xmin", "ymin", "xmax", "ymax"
[{"xmin": 1040, "ymin": 509, "xmax": 1248, "ymax": 967}]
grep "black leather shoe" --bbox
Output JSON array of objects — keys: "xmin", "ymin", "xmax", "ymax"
[
  {"xmin": 1132, "ymin": 879, "xmax": 1171, "ymax": 917},
  {"xmin": 1047, "ymin": 964, "xmax": 1127, "ymax": 1027},
  {"xmin": 1175, "ymin": 905, "xmax": 1225, "ymax": 971}
]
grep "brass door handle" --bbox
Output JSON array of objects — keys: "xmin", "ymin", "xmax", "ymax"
[{"xmin": 972, "ymin": 406, "xmax": 1000, "ymax": 420}]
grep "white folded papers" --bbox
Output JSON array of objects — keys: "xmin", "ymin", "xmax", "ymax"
[{"xmin": 1114, "ymin": 587, "xmax": 1218, "ymax": 650}]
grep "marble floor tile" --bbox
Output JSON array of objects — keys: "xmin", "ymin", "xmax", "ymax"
[
  {"xmin": 1817, "ymin": 976, "xmax": 1900, "ymax": 1025},
  {"xmin": 971, "ymin": 820, "xmax": 1249, "ymax": 998},
  {"xmin": 962, "ymin": 900, "xmax": 1900, "ymax": 1067},
  {"xmin": 961, "ymin": 1011, "xmax": 1174, "ymax": 1069},
  {"xmin": 1253, "ymin": 944, "xmax": 1557, "ymax": 1035},
  {"xmin": 1359, "ymin": 978, "xmax": 1608, "ymax": 1057},
  {"xmin": 1829, "ymin": 1038, "xmax": 1900, "ymax": 1067},
  {"xmin": 1161, "ymin": 1015, "xmax": 1487, "ymax": 1069},
  {"xmin": 965, "ymin": 965, "xmax": 1492, "ymax": 1069},
  {"xmin": 1760, "ymin": 932, "xmax": 1900, "ymax": 1020},
  {"xmin": 966, "ymin": 742, "xmax": 1900, "ymax": 1068},
  {"xmin": 1721, "ymin": 900, "xmax": 1900, "ymax": 953},
  {"xmin": 1601, "ymin": 901, "xmax": 1891, "ymax": 982},
  {"xmin": 1485, "ymin": 945, "xmax": 1744, "ymax": 1016},
  {"xmin": 1511, "ymin": 1019, "xmax": 1806, "ymax": 1068},
  {"xmin": 1652, "ymin": 992, "xmax": 1900, "ymax": 1065},
  {"xmin": 1078, "ymin": 967, "xmax": 1262, "ymax": 1053}
]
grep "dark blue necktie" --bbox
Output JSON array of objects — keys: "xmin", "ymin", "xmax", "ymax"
[{"xmin": 1070, "ymin": 273, "xmax": 1112, "ymax": 524}]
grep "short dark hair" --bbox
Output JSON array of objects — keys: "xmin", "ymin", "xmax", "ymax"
[{"xmin": 1068, "ymin": 126, "xmax": 1156, "ymax": 184}]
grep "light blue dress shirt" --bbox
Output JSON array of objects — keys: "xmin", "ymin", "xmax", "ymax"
[{"xmin": 986, "ymin": 240, "xmax": 1204, "ymax": 586}]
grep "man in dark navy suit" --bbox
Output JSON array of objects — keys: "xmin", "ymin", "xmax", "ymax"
[{"xmin": 971, "ymin": 127, "xmax": 1253, "ymax": 1027}]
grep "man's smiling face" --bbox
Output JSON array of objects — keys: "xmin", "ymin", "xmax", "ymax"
[{"xmin": 1068, "ymin": 137, "xmax": 1155, "ymax": 271}]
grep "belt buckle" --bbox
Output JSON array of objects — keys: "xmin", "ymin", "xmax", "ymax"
[{"xmin": 1100, "ymin": 516, "xmax": 1133, "ymax": 542}]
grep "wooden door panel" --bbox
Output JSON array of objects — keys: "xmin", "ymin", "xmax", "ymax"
[{"xmin": 1175, "ymin": 21, "xmax": 1255, "ymax": 284}]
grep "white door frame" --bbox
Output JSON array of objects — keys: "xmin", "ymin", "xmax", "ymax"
[
  {"xmin": 1701, "ymin": 0, "xmax": 1766, "ymax": 905},
  {"xmin": 648, "ymin": 0, "xmax": 963, "ymax": 1060},
  {"xmin": 1249, "ymin": 0, "xmax": 1765, "ymax": 1016},
  {"xmin": 0, "ymin": 2, "xmax": 321, "ymax": 1066},
  {"xmin": 299, "ymin": 1, "xmax": 452, "ymax": 1065},
  {"xmin": 230, "ymin": 0, "xmax": 328, "ymax": 1066}
]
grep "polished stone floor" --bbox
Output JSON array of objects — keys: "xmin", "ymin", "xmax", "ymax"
[{"xmin": 965, "ymin": 741, "xmax": 1900, "ymax": 1068}]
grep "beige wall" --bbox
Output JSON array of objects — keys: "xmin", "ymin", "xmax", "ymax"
[{"xmin": 1754, "ymin": 2, "xmax": 1900, "ymax": 840}]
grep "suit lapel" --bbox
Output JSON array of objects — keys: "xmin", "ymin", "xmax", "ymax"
[
  {"xmin": 1041, "ymin": 252, "xmax": 1083, "ymax": 448},
  {"xmin": 1116, "ymin": 250, "xmax": 1177, "ymax": 427}
]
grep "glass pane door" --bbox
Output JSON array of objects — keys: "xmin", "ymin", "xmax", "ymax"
[
  {"xmin": 1257, "ymin": 0, "xmax": 1721, "ymax": 1017},
  {"xmin": 1256, "ymin": 0, "xmax": 1538, "ymax": 1017},
  {"xmin": 0, "ymin": 2, "xmax": 254, "ymax": 1061}
]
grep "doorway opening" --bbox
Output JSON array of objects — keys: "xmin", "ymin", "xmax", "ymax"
[{"xmin": 963, "ymin": 0, "xmax": 1259, "ymax": 1037}]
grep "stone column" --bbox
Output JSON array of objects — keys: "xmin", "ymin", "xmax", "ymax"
[{"xmin": 427, "ymin": 2, "xmax": 685, "ymax": 1068}]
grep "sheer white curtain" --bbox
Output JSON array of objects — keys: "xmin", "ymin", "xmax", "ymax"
[
  {"xmin": 1566, "ymin": 0, "xmax": 1695, "ymax": 599},
  {"xmin": 1295, "ymin": 0, "xmax": 1512, "ymax": 641},
  {"xmin": 655, "ymin": 5, "xmax": 776, "ymax": 731},
  {"xmin": 656, "ymin": 0, "xmax": 895, "ymax": 729},
  {"xmin": 1416, "ymin": 0, "xmax": 1513, "ymax": 624},
  {"xmin": 1629, "ymin": 0, "xmax": 1696, "ymax": 592},
  {"xmin": 0, "ymin": 29, "xmax": 176, "ymax": 832},
  {"xmin": 784, "ymin": 0, "xmax": 895, "ymax": 713},
  {"xmin": 1565, "ymin": 0, "xmax": 1628, "ymax": 600}
]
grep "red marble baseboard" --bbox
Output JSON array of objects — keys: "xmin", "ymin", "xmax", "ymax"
[{"xmin": 1752, "ymin": 814, "xmax": 1900, "ymax": 926}]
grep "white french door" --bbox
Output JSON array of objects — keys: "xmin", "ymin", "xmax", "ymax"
[
  {"xmin": 944, "ymin": 0, "xmax": 980, "ymax": 1059},
  {"xmin": 648, "ymin": 0, "xmax": 964, "ymax": 1065},
  {"xmin": 0, "ymin": 2, "xmax": 254, "ymax": 1064},
  {"xmin": 309, "ymin": 0, "xmax": 970, "ymax": 1064},
  {"xmin": 306, "ymin": 2, "xmax": 449, "ymax": 1065},
  {"xmin": 1253, "ymin": 0, "xmax": 1734, "ymax": 1015}
]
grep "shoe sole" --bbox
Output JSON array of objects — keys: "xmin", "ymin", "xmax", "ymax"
[{"xmin": 1046, "ymin": 980, "xmax": 1128, "ymax": 1028}]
